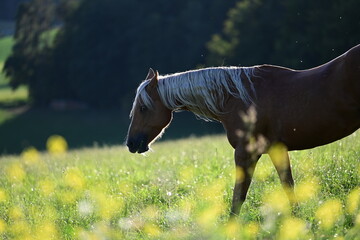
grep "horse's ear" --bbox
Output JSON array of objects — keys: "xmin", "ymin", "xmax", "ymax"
[
  {"xmin": 147, "ymin": 68, "xmax": 159, "ymax": 88},
  {"xmin": 145, "ymin": 68, "xmax": 156, "ymax": 80}
]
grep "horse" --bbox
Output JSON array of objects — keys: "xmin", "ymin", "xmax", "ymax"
[{"xmin": 126, "ymin": 44, "xmax": 360, "ymax": 216}]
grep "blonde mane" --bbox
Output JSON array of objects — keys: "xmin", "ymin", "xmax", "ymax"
[{"xmin": 132, "ymin": 66, "xmax": 257, "ymax": 121}]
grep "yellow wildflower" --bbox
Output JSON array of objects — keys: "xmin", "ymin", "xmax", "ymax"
[
  {"xmin": 64, "ymin": 168, "xmax": 85, "ymax": 190},
  {"xmin": 92, "ymin": 191, "xmax": 124, "ymax": 220},
  {"xmin": 278, "ymin": 217, "xmax": 307, "ymax": 240},
  {"xmin": 0, "ymin": 219, "xmax": 6, "ymax": 234},
  {"xmin": 315, "ymin": 199, "xmax": 343, "ymax": 229},
  {"xmin": 196, "ymin": 203, "xmax": 225, "ymax": 229},
  {"xmin": 263, "ymin": 188, "xmax": 291, "ymax": 214},
  {"xmin": 38, "ymin": 179, "xmax": 56, "ymax": 196},
  {"xmin": 346, "ymin": 187, "xmax": 360, "ymax": 214},
  {"xmin": 9, "ymin": 220, "xmax": 31, "ymax": 237},
  {"xmin": 36, "ymin": 221, "xmax": 58, "ymax": 240},
  {"xmin": 6, "ymin": 162, "xmax": 26, "ymax": 182},
  {"xmin": 223, "ymin": 219, "xmax": 241, "ymax": 239},
  {"xmin": 179, "ymin": 166, "xmax": 195, "ymax": 183},
  {"xmin": 21, "ymin": 147, "xmax": 40, "ymax": 165},
  {"xmin": 47, "ymin": 135, "xmax": 68, "ymax": 155},
  {"xmin": 268, "ymin": 143, "xmax": 288, "ymax": 171},
  {"xmin": 255, "ymin": 164, "xmax": 272, "ymax": 181},
  {"xmin": 0, "ymin": 188, "xmax": 7, "ymax": 202},
  {"xmin": 244, "ymin": 221, "xmax": 260, "ymax": 238},
  {"xmin": 143, "ymin": 223, "xmax": 161, "ymax": 237},
  {"xmin": 295, "ymin": 177, "xmax": 320, "ymax": 202},
  {"xmin": 9, "ymin": 206, "xmax": 24, "ymax": 220}
]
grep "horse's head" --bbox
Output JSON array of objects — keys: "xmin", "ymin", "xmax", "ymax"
[{"xmin": 126, "ymin": 68, "xmax": 173, "ymax": 153}]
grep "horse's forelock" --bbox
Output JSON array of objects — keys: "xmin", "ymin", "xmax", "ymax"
[{"xmin": 130, "ymin": 80, "xmax": 154, "ymax": 118}]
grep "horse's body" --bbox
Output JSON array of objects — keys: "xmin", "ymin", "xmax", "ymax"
[{"xmin": 126, "ymin": 44, "xmax": 360, "ymax": 216}]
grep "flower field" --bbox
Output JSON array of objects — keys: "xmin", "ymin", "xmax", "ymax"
[{"xmin": 0, "ymin": 133, "xmax": 359, "ymax": 239}]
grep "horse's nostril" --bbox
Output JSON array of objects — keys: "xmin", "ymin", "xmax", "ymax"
[
  {"xmin": 127, "ymin": 140, "xmax": 134, "ymax": 148},
  {"xmin": 126, "ymin": 134, "xmax": 148, "ymax": 153},
  {"xmin": 127, "ymin": 138, "xmax": 139, "ymax": 153}
]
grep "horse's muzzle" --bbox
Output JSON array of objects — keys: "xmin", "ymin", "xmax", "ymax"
[{"xmin": 126, "ymin": 134, "xmax": 149, "ymax": 153}]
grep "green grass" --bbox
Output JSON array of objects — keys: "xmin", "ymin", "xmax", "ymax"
[
  {"xmin": 0, "ymin": 36, "xmax": 13, "ymax": 62},
  {"xmin": 0, "ymin": 85, "xmax": 28, "ymax": 105},
  {"xmin": 0, "ymin": 36, "xmax": 28, "ymax": 108},
  {"xmin": 0, "ymin": 132, "xmax": 359, "ymax": 239},
  {"xmin": 0, "ymin": 36, "xmax": 13, "ymax": 84}
]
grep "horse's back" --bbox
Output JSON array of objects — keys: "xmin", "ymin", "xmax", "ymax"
[
  {"xmin": 252, "ymin": 56, "xmax": 360, "ymax": 150},
  {"xmin": 344, "ymin": 44, "xmax": 360, "ymax": 78}
]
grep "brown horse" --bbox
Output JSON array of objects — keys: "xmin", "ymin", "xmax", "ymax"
[{"xmin": 126, "ymin": 44, "xmax": 360, "ymax": 216}]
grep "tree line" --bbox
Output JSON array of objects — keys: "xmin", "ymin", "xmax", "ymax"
[{"xmin": 3, "ymin": 0, "xmax": 360, "ymax": 109}]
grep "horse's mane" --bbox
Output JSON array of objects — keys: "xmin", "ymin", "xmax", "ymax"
[{"xmin": 132, "ymin": 67, "xmax": 257, "ymax": 121}]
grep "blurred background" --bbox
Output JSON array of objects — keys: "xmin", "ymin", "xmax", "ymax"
[{"xmin": 0, "ymin": 0, "xmax": 359, "ymax": 155}]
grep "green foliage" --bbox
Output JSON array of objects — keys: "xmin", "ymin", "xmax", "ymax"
[
  {"xmin": 3, "ymin": 0, "xmax": 237, "ymax": 108},
  {"xmin": 2, "ymin": 0, "xmax": 55, "ymax": 105},
  {"xmin": 0, "ymin": 133, "xmax": 359, "ymax": 239},
  {"xmin": 49, "ymin": 0, "xmax": 237, "ymax": 108},
  {"xmin": 207, "ymin": 0, "xmax": 360, "ymax": 69},
  {"xmin": 3, "ymin": 0, "xmax": 360, "ymax": 108}
]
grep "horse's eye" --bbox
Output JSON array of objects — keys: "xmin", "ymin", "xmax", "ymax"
[{"xmin": 139, "ymin": 105, "xmax": 147, "ymax": 113}]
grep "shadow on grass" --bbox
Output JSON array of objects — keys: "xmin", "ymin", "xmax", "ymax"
[{"xmin": 0, "ymin": 108, "xmax": 224, "ymax": 155}]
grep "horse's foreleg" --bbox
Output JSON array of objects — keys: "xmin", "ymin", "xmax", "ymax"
[
  {"xmin": 230, "ymin": 146, "xmax": 260, "ymax": 216},
  {"xmin": 269, "ymin": 151, "xmax": 297, "ymax": 208}
]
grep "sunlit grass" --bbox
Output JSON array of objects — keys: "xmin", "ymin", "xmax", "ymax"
[
  {"xmin": 0, "ymin": 60, "xmax": 28, "ymax": 110},
  {"xmin": 0, "ymin": 82, "xmax": 28, "ymax": 125},
  {"xmin": 0, "ymin": 133, "xmax": 359, "ymax": 239},
  {"xmin": 0, "ymin": 36, "xmax": 28, "ymax": 109},
  {"xmin": 0, "ymin": 85, "xmax": 28, "ymax": 104},
  {"xmin": 0, "ymin": 36, "xmax": 13, "ymax": 62},
  {"xmin": 0, "ymin": 36, "xmax": 13, "ymax": 85},
  {"xmin": 0, "ymin": 61, "xmax": 7, "ymax": 86}
]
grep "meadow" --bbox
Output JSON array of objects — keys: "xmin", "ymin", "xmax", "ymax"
[
  {"xmin": 1, "ymin": 35, "xmax": 359, "ymax": 239},
  {"xmin": 0, "ymin": 132, "xmax": 359, "ymax": 239}
]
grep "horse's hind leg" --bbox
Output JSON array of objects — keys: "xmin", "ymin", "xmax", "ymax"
[
  {"xmin": 231, "ymin": 146, "xmax": 261, "ymax": 216},
  {"xmin": 269, "ymin": 149, "xmax": 297, "ymax": 209}
]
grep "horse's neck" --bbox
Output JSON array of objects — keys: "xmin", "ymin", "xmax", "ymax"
[
  {"xmin": 158, "ymin": 71, "xmax": 216, "ymax": 120},
  {"xmin": 159, "ymin": 68, "xmax": 244, "ymax": 121}
]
